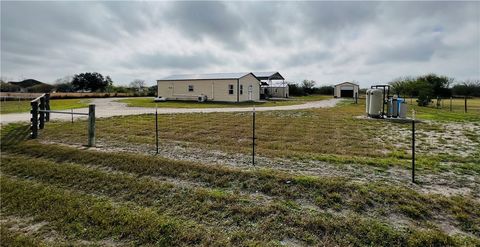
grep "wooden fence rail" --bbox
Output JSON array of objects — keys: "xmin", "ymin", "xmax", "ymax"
[{"xmin": 30, "ymin": 93, "xmax": 96, "ymax": 147}]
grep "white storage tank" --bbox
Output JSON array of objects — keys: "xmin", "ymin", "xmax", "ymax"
[
  {"xmin": 368, "ymin": 89, "xmax": 383, "ymax": 118},
  {"xmin": 365, "ymin": 89, "xmax": 371, "ymax": 114},
  {"xmin": 399, "ymin": 101, "xmax": 408, "ymax": 118}
]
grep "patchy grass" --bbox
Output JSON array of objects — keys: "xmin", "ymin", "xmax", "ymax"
[
  {"xmin": 1, "ymin": 97, "xmax": 479, "ymax": 245},
  {"xmin": 407, "ymin": 97, "xmax": 480, "ymax": 122},
  {"xmin": 1, "ymin": 143, "xmax": 479, "ymax": 245},
  {"xmin": 0, "ymin": 98, "xmax": 91, "ymax": 114},
  {"xmin": 38, "ymin": 99, "xmax": 480, "ymax": 171},
  {"xmin": 116, "ymin": 95, "xmax": 331, "ymax": 108}
]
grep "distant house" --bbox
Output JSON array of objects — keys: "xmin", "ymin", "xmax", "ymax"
[
  {"xmin": 157, "ymin": 72, "xmax": 287, "ymax": 102},
  {"xmin": 334, "ymin": 82, "xmax": 359, "ymax": 98}
]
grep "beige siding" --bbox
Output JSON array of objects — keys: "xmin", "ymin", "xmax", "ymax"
[
  {"xmin": 238, "ymin": 73, "xmax": 260, "ymax": 102},
  {"xmin": 157, "ymin": 76, "xmax": 261, "ymax": 102},
  {"xmin": 266, "ymin": 86, "xmax": 289, "ymax": 98}
]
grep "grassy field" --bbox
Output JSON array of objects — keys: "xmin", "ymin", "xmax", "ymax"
[
  {"xmin": 1, "ymin": 98, "xmax": 479, "ymax": 245},
  {"xmin": 116, "ymin": 95, "xmax": 331, "ymax": 108},
  {"xmin": 0, "ymin": 98, "xmax": 91, "ymax": 114}
]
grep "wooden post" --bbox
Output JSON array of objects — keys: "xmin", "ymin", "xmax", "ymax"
[
  {"xmin": 450, "ymin": 97, "xmax": 452, "ymax": 112},
  {"xmin": 39, "ymin": 96, "xmax": 45, "ymax": 129},
  {"xmin": 71, "ymin": 109, "xmax": 74, "ymax": 123},
  {"xmin": 464, "ymin": 96, "xmax": 467, "ymax": 113},
  {"xmin": 354, "ymin": 92, "xmax": 358, "ymax": 104},
  {"xmin": 412, "ymin": 120, "xmax": 416, "ymax": 184},
  {"xmin": 30, "ymin": 101, "xmax": 38, "ymax": 139},
  {"xmin": 45, "ymin": 93, "xmax": 50, "ymax": 122},
  {"xmin": 88, "ymin": 104, "xmax": 96, "ymax": 147}
]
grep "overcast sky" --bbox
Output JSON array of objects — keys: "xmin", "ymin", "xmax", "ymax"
[{"xmin": 1, "ymin": 1, "xmax": 479, "ymax": 87}]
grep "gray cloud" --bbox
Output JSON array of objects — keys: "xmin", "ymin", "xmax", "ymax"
[
  {"xmin": 1, "ymin": 1, "xmax": 478, "ymax": 86},
  {"xmin": 125, "ymin": 52, "xmax": 222, "ymax": 70}
]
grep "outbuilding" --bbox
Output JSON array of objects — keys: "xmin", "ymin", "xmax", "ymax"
[
  {"xmin": 157, "ymin": 72, "xmax": 261, "ymax": 102},
  {"xmin": 334, "ymin": 82, "xmax": 359, "ymax": 98}
]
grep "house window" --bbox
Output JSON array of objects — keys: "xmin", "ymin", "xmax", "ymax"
[
  {"xmin": 240, "ymin": 84, "xmax": 243, "ymax": 95},
  {"xmin": 228, "ymin": 84, "xmax": 234, "ymax": 95},
  {"xmin": 188, "ymin": 85, "xmax": 194, "ymax": 92}
]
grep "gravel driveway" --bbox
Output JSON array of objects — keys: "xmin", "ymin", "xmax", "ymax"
[{"xmin": 0, "ymin": 97, "xmax": 341, "ymax": 124}]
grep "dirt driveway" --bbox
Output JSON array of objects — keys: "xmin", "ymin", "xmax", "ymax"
[{"xmin": 1, "ymin": 97, "xmax": 341, "ymax": 124}]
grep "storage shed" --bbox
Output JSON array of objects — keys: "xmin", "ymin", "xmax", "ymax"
[
  {"xmin": 334, "ymin": 82, "xmax": 359, "ymax": 98},
  {"xmin": 157, "ymin": 72, "xmax": 261, "ymax": 102}
]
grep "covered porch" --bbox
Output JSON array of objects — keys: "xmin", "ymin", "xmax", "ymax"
[{"xmin": 253, "ymin": 72, "xmax": 288, "ymax": 99}]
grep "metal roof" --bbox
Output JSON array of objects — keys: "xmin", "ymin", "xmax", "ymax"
[
  {"xmin": 252, "ymin": 72, "xmax": 284, "ymax": 80},
  {"xmin": 335, "ymin": 81, "xmax": 359, "ymax": 87},
  {"xmin": 160, "ymin": 72, "xmax": 253, "ymax": 81}
]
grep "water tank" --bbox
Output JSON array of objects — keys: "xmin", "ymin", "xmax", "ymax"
[
  {"xmin": 399, "ymin": 100, "xmax": 407, "ymax": 118},
  {"xmin": 365, "ymin": 89, "xmax": 371, "ymax": 114},
  {"xmin": 392, "ymin": 99, "xmax": 398, "ymax": 117},
  {"xmin": 368, "ymin": 89, "xmax": 383, "ymax": 118}
]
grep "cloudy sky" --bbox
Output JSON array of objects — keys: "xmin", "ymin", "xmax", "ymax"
[{"xmin": 1, "ymin": 1, "xmax": 479, "ymax": 87}]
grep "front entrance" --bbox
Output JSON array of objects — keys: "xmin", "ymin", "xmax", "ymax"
[{"xmin": 340, "ymin": 90, "xmax": 353, "ymax": 97}]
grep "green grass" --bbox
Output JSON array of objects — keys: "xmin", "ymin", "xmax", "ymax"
[
  {"xmin": 0, "ymin": 98, "xmax": 91, "ymax": 114},
  {"xmin": 116, "ymin": 94, "xmax": 331, "ymax": 108},
  {"xmin": 407, "ymin": 97, "xmax": 480, "ymax": 122},
  {"xmin": 1, "ymin": 143, "xmax": 479, "ymax": 245}
]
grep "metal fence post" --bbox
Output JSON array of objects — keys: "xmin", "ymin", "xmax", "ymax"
[
  {"xmin": 252, "ymin": 106, "xmax": 256, "ymax": 166},
  {"xmin": 464, "ymin": 96, "xmax": 467, "ymax": 113},
  {"xmin": 155, "ymin": 106, "xmax": 159, "ymax": 154},
  {"xmin": 450, "ymin": 97, "xmax": 452, "ymax": 112},
  {"xmin": 412, "ymin": 120, "xmax": 416, "ymax": 184},
  {"xmin": 45, "ymin": 93, "xmax": 50, "ymax": 122},
  {"xmin": 88, "ymin": 104, "xmax": 96, "ymax": 147},
  {"xmin": 30, "ymin": 101, "xmax": 38, "ymax": 139},
  {"xmin": 39, "ymin": 96, "xmax": 45, "ymax": 129}
]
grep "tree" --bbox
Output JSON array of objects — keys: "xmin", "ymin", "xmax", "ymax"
[
  {"xmin": 54, "ymin": 75, "xmax": 75, "ymax": 92},
  {"xmin": 416, "ymin": 73, "xmax": 452, "ymax": 98},
  {"xmin": 0, "ymin": 81, "xmax": 21, "ymax": 92},
  {"xmin": 72, "ymin": 72, "xmax": 111, "ymax": 92},
  {"xmin": 389, "ymin": 74, "xmax": 453, "ymax": 106},
  {"xmin": 452, "ymin": 80, "xmax": 480, "ymax": 97},
  {"xmin": 129, "ymin": 79, "xmax": 146, "ymax": 91},
  {"xmin": 287, "ymin": 82, "xmax": 305, "ymax": 96},
  {"xmin": 301, "ymin": 80, "xmax": 316, "ymax": 95}
]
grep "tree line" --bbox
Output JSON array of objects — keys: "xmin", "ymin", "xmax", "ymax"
[
  {"xmin": 389, "ymin": 74, "xmax": 480, "ymax": 106},
  {"xmin": 1, "ymin": 72, "xmax": 156, "ymax": 96},
  {"xmin": 287, "ymin": 74, "xmax": 479, "ymax": 107}
]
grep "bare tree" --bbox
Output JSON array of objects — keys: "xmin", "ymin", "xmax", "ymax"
[{"xmin": 130, "ymin": 79, "xmax": 146, "ymax": 91}]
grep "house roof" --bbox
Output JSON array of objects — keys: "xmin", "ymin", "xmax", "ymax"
[
  {"xmin": 252, "ymin": 72, "xmax": 284, "ymax": 80},
  {"xmin": 159, "ymin": 72, "xmax": 255, "ymax": 81},
  {"xmin": 334, "ymin": 82, "xmax": 359, "ymax": 87}
]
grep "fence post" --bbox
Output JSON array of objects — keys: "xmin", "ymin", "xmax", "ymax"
[
  {"xmin": 30, "ymin": 101, "xmax": 38, "ymax": 139},
  {"xmin": 354, "ymin": 92, "xmax": 358, "ymax": 104},
  {"xmin": 450, "ymin": 97, "xmax": 452, "ymax": 112},
  {"xmin": 45, "ymin": 93, "xmax": 50, "ymax": 122},
  {"xmin": 412, "ymin": 119, "xmax": 416, "ymax": 184},
  {"xmin": 88, "ymin": 104, "xmax": 96, "ymax": 147},
  {"xmin": 252, "ymin": 106, "xmax": 256, "ymax": 166},
  {"xmin": 464, "ymin": 96, "xmax": 467, "ymax": 113},
  {"xmin": 39, "ymin": 96, "xmax": 45, "ymax": 129},
  {"xmin": 155, "ymin": 106, "xmax": 159, "ymax": 154}
]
